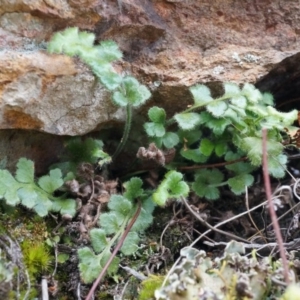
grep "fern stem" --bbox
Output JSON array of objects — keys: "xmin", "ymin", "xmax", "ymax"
[
  {"xmin": 85, "ymin": 201, "xmax": 142, "ymax": 300},
  {"xmin": 112, "ymin": 104, "xmax": 132, "ymax": 161},
  {"xmin": 262, "ymin": 128, "xmax": 290, "ymax": 285},
  {"xmin": 178, "ymin": 156, "xmax": 247, "ymax": 170}
]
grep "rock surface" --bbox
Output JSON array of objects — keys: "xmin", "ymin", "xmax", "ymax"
[{"xmin": 1, "ymin": 0, "xmax": 300, "ymax": 170}]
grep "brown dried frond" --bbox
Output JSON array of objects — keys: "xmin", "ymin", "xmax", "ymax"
[
  {"xmin": 163, "ymin": 147, "xmax": 176, "ymax": 164},
  {"xmin": 77, "ymin": 163, "xmax": 94, "ymax": 180},
  {"xmin": 65, "ymin": 179, "xmax": 80, "ymax": 194},
  {"xmin": 137, "ymin": 143, "xmax": 166, "ymax": 165}
]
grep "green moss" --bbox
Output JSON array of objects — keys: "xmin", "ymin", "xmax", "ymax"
[
  {"xmin": 21, "ymin": 240, "xmax": 53, "ymax": 277},
  {"xmin": 96, "ymin": 291, "xmax": 111, "ymax": 299},
  {"xmin": 139, "ymin": 275, "xmax": 165, "ymax": 300}
]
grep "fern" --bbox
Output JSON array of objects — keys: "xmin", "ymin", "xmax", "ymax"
[
  {"xmin": 144, "ymin": 106, "xmax": 166, "ymax": 137},
  {"xmin": 0, "ymin": 158, "xmax": 76, "ymax": 217},
  {"xmin": 78, "ymin": 178, "xmax": 155, "ymax": 283},
  {"xmin": 54, "ymin": 137, "xmax": 111, "ymax": 174},
  {"xmin": 192, "ymin": 169, "xmax": 225, "ymax": 200},
  {"xmin": 48, "ymin": 28, "xmax": 151, "ymax": 160},
  {"xmin": 145, "ymin": 82, "xmax": 298, "ymax": 200},
  {"xmin": 153, "ymin": 171, "xmax": 189, "ymax": 206}
]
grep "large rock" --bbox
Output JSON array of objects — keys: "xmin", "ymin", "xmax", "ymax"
[
  {"xmin": 0, "ymin": 51, "xmax": 118, "ymax": 135},
  {"xmin": 1, "ymin": 0, "xmax": 300, "ymax": 171}
]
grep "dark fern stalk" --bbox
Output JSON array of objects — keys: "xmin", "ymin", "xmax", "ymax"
[
  {"xmin": 85, "ymin": 200, "xmax": 141, "ymax": 300},
  {"xmin": 262, "ymin": 128, "xmax": 290, "ymax": 285},
  {"xmin": 112, "ymin": 104, "xmax": 132, "ymax": 160}
]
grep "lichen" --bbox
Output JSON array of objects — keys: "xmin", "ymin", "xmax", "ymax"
[{"xmin": 155, "ymin": 241, "xmax": 299, "ymax": 300}]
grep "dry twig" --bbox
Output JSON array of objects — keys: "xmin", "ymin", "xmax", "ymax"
[
  {"xmin": 181, "ymin": 197, "xmax": 250, "ymax": 243},
  {"xmin": 162, "ymin": 198, "xmax": 271, "ymax": 288}
]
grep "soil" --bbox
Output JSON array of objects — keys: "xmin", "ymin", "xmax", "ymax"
[{"xmin": 1, "ymin": 148, "xmax": 300, "ymax": 300}]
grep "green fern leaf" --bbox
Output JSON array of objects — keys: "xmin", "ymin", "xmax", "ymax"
[
  {"xmin": 223, "ymin": 82, "xmax": 241, "ymax": 97},
  {"xmin": 199, "ymin": 138, "xmax": 214, "ymax": 156},
  {"xmin": 228, "ymin": 105, "xmax": 247, "ymax": 120},
  {"xmin": 174, "ymin": 113, "xmax": 201, "ymax": 130},
  {"xmin": 78, "ymin": 248, "xmax": 119, "ymax": 283},
  {"xmin": 260, "ymin": 116, "xmax": 286, "ymax": 130},
  {"xmin": 121, "ymin": 232, "xmax": 139, "ymax": 255},
  {"xmin": 224, "ymin": 150, "xmax": 242, "ymax": 161},
  {"xmin": 148, "ymin": 106, "xmax": 166, "ymax": 123},
  {"xmin": 267, "ymin": 106, "xmax": 297, "ymax": 125},
  {"xmin": 144, "ymin": 122, "xmax": 166, "ymax": 137},
  {"xmin": 88, "ymin": 59, "xmax": 109, "ymax": 71},
  {"xmin": 240, "ymin": 137, "xmax": 263, "ymax": 166},
  {"xmin": 262, "ymin": 92, "xmax": 274, "ymax": 106},
  {"xmin": 180, "ymin": 148, "xmax": 208, "ymax": 163},
  {"xmin": 97, "ymin": 150, "xmax": 112, "ymax": 167},
  {"xmin": 230, "ymin": 95, "xmax": 247, "ymax": 108},
  {"xmin": 51, "ymin": 198, "xmax": 76, "ymax": 216},
  {"xmin": 123, "ymin": 177, "xmax": 144, "ymax": 201},
  {"xmin": 178, "ymin": 129, "xmax": 202, "ymax": 146},
  {"xmin": 65, "ymin": 138, "xmax": 104, "ymax": 165},
  {"xmin": 267, "ymin": 154, "xmax": 287, "ymax": 178},
  {"xmin": 190, "ymin": 84, "xmax": 213, "ymax": 106},
  {"xmin": 153, "ymin": 171, "xmax": 189, "ymax": 206},
  {"xmin": 112, "ymin": 91, "xmax": 128, "ymax": 107},
  {"xmin": 206, "ymin": 101, "xmax": 228, "ymax": 117},
  {"xmin": 241, "ymin": 136, "xmax": 283, "ymax": 166},
  {"xmin": 15, "ymin": 158, "xmax": 34, "ymax": 183},
  {"xmin": 78, "ymin": 247, "xmax": 102, "ymax": 283},
  {"xmin": 38, "ymin": 169, "xmax": 64, "ymax": 194},
  {"xmin": 76, "ymin": 46, "xmax": 101, "ymax": 64},
  {"xmin": 47, "ymin": 27, "xmax": 95, "ymax": 56},
  {"xmin": 241, "ymin": 83, "xmax": 262, "ymax": 103},
  {"xmin": 228, "ymin": 174, "xmax": 254, "ymax": 195},
  {"xmin": 95, "ymin": 40, "xmax": 123, "ymax": 62},
  {"xmin": 34, "ymin": 197, "xmax": 53, "ymax": 217},
  {"xmin": 108, "ymin": 195, "xmax": 133, "ymax": 215},
  {"xmin": 131, "ymin": 197, "xmax": 155, "ymax": 232},
  {"xmin": 200, "ymin": 111, "xmax": 231, "ymax": 135},
  {"xmin": 247, "ymin": 104, "xmax": 268, "ymax": 117},
  {"xmin": 223, "ymin": 107, "xmax": 239, "ymax": 120},
  {"xmin": 121, "ymin": 76, "xmax": 151, "ymax": 107},
  {"xmin": 168, "ymin": 173, "xmax": 189, "ymax": 196},
  {"xmin": 144, "ymin": 106, "xmax": 167, "ymax": 135},
  {"xmin": 152, "ymin": 188, "xmax": 168, "ymax": 207},
  {"xmin": 17, "ymin": 186, "xmax": 38, "ymax": 209},
  {"xmin": 99, "ymin": 212, "xmax": 125, "ymax": 235},
  {"xmin": 192, "ymin": 181, "xmax": 220, "ymax": 200},
  {"xmin": 90, "ymin": 228, "xmax": 108, "ymax": 253},
  {"xmin": 162, "ymin": 132, "xmax": 180, "ymax": 148},
  {"xmin": 0, "ymin": 170, "xmax": 20, "ymax": 205},
  {"xmin": 0, "ymin": 158, "xmax": 76, "ymax": 217},
  {"xmin": 225, "ymin": 161, "xmax": 256, "ymax": 174},
  {"xmin": 17, "ymin": 187, "xmax": 37, "ymax": 209},
  {"xmin": 95, "ymin": 68, "xmax": 123, "ymax": 90},
  {"xmin": 215, "ymin": 142, "xmax": 228, "ymax": 157},
  {"xmin": 192, "ymin": 169, "xmax": 224, "ymax": 200},
  {"xmin": 103, "ymin": 251, "xmax": 120, "ymax": 277},
  {"xmin": 79, "ymin": 41, "xmax": 122, "ymax": 65}
]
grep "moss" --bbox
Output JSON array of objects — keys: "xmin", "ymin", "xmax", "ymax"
[
  {"xmin": 0, "ymin": 206, "xmax": 49, "ymax": 244},
  {"xmin": 139, "ymin": 275, "xmax": 165, "ymax": 300},
  {"xmin": 96, "ymin": 291, "xmax": 111, "ymax": 299},
  {"xmin": 21, "ymin": 240, "xmax": 53, "ymax": 277}
]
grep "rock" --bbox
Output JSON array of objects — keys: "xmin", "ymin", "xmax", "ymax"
[
  {"xmin": 1, "ymin": 0, "xmax": 300, "ymax": 172},
  {"xmin": 256, "ymin": 52, "xmax": 300, "ymax": 111},
  {"xmin": 0, "ymin": 130, "xmax": 65, "ymax": 176}
]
